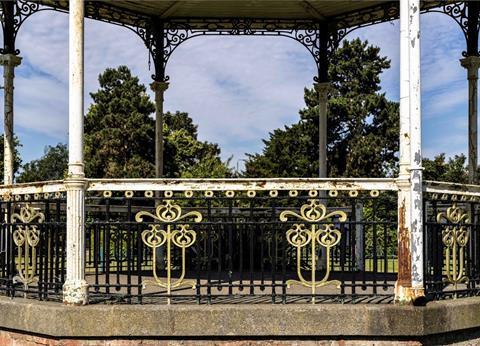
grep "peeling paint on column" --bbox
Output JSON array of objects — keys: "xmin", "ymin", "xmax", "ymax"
[
  {"xmin": 0, "ymin": 54, "xmax": 21, "ymax": 186},
  {"xmin": 63, "ymin": 0, "xmax": 88, "ymax": 305},
  {"xmin": 396, "ymin": 196, "xmax": 412, "ymax": 288},
  {"xmin": 408, "ymin": 0, "xmax": 424, "ymax": 292},
  {"xmin": 396, "ymin": 0, "xmax": 425, "ymax": 303},
  {"xmin": 460, "ymin": 56, "xmax": 480, "ymax": 184}
]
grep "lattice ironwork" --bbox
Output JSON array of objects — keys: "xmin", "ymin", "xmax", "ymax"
[
  {"xmin": 2, "ymin": 0, "xmax": 458, "ymax": 77},
  {"xmin": 424, "ymin": 1, "xmax": 480, "ymax": 57},
  {"xmin": 0, "ymin": 0, "xmax": 68, "ymax": 54}
]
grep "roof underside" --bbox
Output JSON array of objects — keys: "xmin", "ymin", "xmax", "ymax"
[
  {"xmin": 93, "ymin": 0, "xmax": 389, "ymax": 20},
  {"xmin": 39, "ymin": 1, "xmax": 446, "ymax": 29}
]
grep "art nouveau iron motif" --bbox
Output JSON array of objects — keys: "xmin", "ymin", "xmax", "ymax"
[
  {"xmin": 437, "ymin": 203, "xmax": 470, "ymax": 290},
  {"xmin": 135, "ymin": 200, "xmax": 202, "ymax": 299},
  {"xmin": 280, "ymin": 199, "xmax": 347, "ymax": 302},
  {"xmin": 11, "ymin": 204, "xmax": 45, "ymax": 290}
]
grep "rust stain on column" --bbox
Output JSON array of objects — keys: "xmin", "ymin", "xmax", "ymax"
[{"xmin": 397, "ymin": 199, "xmax": 412, "ymax": 287}]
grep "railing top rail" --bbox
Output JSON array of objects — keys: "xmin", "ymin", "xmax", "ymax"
[
  {"xmin": 0, "ymin": 178, "xmax": 401, "ymax": 196},
  {"xmin": 0, "ymin": 180, "xmax": 65, "ymax": 196},
  {"xmin": 424, "ymin": 180, "xmax": 480, "ymax": 197},
  {"xmin": 86, "ymin": 177, "xmax": 398, "ymax": 191}
]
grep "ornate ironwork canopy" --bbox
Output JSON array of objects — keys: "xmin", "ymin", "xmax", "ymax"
[
  {"xmin": 0, "ymin": 1, "xmax": 474, "ymax": 81},
  {"xmin": 8, "ymin": 0, "xmax": 444, "ymax": 82}
]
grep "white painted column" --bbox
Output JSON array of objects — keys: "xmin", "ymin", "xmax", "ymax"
[
  {"xmin": 63, "ymin": 0, "xmax": 88, "ymax": 305},
  {"xmin": 395, "ymin": 0, "xmax": 424, "ymax": 304},
  {"xmin": 461, "ymin": 56, "xmax": 480, "ymax": 184},
  {"xmin": 408, "ymin": 0, "xmax": 424, "ymax": 295},
  {"xmin": 315, "ymin": 82, "xmax": 330, "ymax": 178},
  {"xmin": 150, "ymin": 81, "xmax": 169, "ymax": 178},
  {"xmin": 0, "ymin": 54, "xmax": 21, "ymax": 185}
]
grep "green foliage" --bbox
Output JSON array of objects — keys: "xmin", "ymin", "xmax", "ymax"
[
  {"xmin": 17, "ymin": 143, "xmax": 68, "ymax": 183},
  {"xmin": 423, "ymin": 153, "xmax": 468, "ymax": 183},
  {"xmin": 84, "ymin": 66, "xmax": 230, "ymax": 178},
  {"xmin": 245, "ymin": 39, "xmax": 399, "ymax": 178},
  {"xmin": 0, "ymin": 134, "xmax": 22, "ymax": 184},
  {"xmin": 164, "ymin": 111, "xmax": 232, "ymax": 178},
  {"xmin": 84, "ymin": 66, "xmax": 156, "ymax": 178}
]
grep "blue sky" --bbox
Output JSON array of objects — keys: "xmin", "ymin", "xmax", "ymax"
[{"xmin": 1, "ymin": 10, "xmax": 470, "ymax": 171}]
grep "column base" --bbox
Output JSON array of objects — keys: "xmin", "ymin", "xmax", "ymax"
[
  {"xmin": 63, "ymin": 279, "xmax": 89, "ymax": 305},
  {"xmin": 394, "ymin": 283, "xmax": 426, "ymax": 305}
]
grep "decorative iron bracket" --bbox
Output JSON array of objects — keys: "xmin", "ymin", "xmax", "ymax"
[
  {"xmin": 0, "ymin": 0, "xmax": 63, "ymax": 55},
  {"xmin": 424, "ymin": 2, "xmax": 479, "ymax": 57},
  {"xmin": 17, "ymin": 0, "xmax": 453, "ymax": 80}
]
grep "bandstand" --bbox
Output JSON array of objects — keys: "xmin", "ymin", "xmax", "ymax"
[{"xmin": 1, "ymin": 0, "xmax": 480, "ymax": 343}]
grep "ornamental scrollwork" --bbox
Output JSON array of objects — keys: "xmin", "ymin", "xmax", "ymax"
[
  {"xmin": 280, "ymin": 199, "xmax": 347, "ymax": 303},
  {"xmin": 135, "ymin": 200, "xmax": 202, "ymax": 300},
  {"xmin": 425, "ymin": 2, "xmax": 480, "ymax": 57},
  {"xmin": 11, "ymin": 204, "xmax": 45, "ymax": 290},
  {"xmin": 0, "ymin": 0, "xmax": 63, "ymax": 55},
  {"xmin": 437, "ymin": 203, "xmax": 470, "ymax": 290}
]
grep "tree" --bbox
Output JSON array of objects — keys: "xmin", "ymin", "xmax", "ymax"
[
  {"xmin": 0, "ymin": 134, "xmax": 22, "ymax": 184},
  {"xmin": 163, "ymin": 111, "xmax": 232, "ymax": 178},
  {"xmin": 245, "ymin": 39, "xmax": 399, "ymax": 178},
  {"xmin": 84, "ymin": 66, "xmax": 156, "ymax": 178},
  {"xmin": 84, "ymin": 66, "xmax": 231, "ymax": 178},
  {"xmin": 423, "ymin": 153, "xmax": 468, "ymax": 184},
  {"xmin": 17, "ymin": 143, "xmax": 68, "ymax": 183}
]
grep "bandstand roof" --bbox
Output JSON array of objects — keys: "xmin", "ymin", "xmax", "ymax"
[
  {"xmin": 83, "ymin": 1, "xmax": 389, "ymax": 20},
  {"xmin": 39, "ymin": 1, "xmax": 446, "ymax": 29}
]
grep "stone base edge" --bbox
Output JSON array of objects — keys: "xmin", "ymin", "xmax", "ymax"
[{"xmin": 0, "ymin": 296, "xmax": 480, "ymax": 339}]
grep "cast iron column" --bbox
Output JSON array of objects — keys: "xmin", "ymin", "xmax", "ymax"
[
  {"xmin": 315, "ymin": 82, "xmax": 330, "ymax": 178},
  {"xmin": 0, "ymin": 0, "xmax": 21, "ymax": 185},
  {"xmin": 63, "ymin": 0, "xmax": 88, "ymax": 305},
  {"xmin": 316, "ymin": 23, "xmax": 329, "ymax": 178},
  {"xmin": 396, "ymin": 0, "xmax": 424, "ymax": 304},
  {"xmin": 151, "ymin": 81, "xmax": 168, "ymax": 178},
  {"xmin": 0, "ymin": 54, "xmax": 21, "ymax": 185},
  {"xmin": 461, "ymin": 56, "xmax": 480, "ymax": 183},
  {"xmin": 461, "ymin": 1, "xmax": 480, "ymax": 183},
  {"xmin": 150, "ymin": 21, "xmax": 168, "ymax": 178}
]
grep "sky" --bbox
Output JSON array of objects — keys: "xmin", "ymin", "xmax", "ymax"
[{"xmin": 1, "ymin": 9, "xmax": 470, "ymax": 171}]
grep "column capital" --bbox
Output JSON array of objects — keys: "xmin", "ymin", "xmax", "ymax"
[
  {"xmin": 460, "ymin": 55, "xmax": 480, "ymax": 69},
  {"xmin": 460, "ymin": 56, "xmax": 480, "ymax": 79},
  {"xmin": 314, "ymin": 82, "xmax": 332, "ymax": 102},
  {"xmin": 0, "ymin": 54, "xmax": 22, "ymax": 68},
  {"xmin": 150, "ymin": 81, "xmax": 169, "ymax": 93}
]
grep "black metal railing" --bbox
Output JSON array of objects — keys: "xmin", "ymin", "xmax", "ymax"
[
  {"xmin": 424, "ymin": 191, "xmax": 480, "ymax": 300},
  {"xmin": 0, "ymin": 193, "xmax": 66, "ymax": 301},
  {"xmin": 84, "ymin": 188, "xmax": 398, "ymax": 304},
  {"xmin": 0, "ymin": 181, "xmax": 400, "ymax": 304}
]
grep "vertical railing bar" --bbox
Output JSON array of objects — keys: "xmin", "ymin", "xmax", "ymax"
[
  {"xmin": 126, "ymin": 197, "xmax": 132, "ymax": 303},
  {"xmin": 105, "ymin": 198, "xmax": 111, "ymax": 296},
  {"xmin": 94, "ymin": 223, "xmax": 100, "ymax": 292},
  {"xmin": 372, "ymin": 197, "xmax": 378, "ymax": 295},
  {"xmin": 351, "ymin": 197, "xmax": 357, "ymax": 297},
  {"xmin": 55, "ymin": 199, "xmax": 62, "ymax": 293},
  {"xmin": 7, "ymin": 200, "xmax": 14, "ymax": 297},
  {"xmin": 206, "ymin": 198, "xmax": 212, "ymax": 304},
  {"xmin": 136, "ymin": 222, "xmax": 143, "ymax": 304},
  {"xmin": 44, "ymin": 199, "xmax": 51, "ymax": 299},
  {"xmin": 228, "ymin": 198, "xmax": 233, "ymax": 296},
  {"xmin": 271, "ymin": 196, "xmax": 277, "ymax": 304},
  {"xmin": 249, "ymin": 198, "xmax": 254, "ymax": 295}
]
